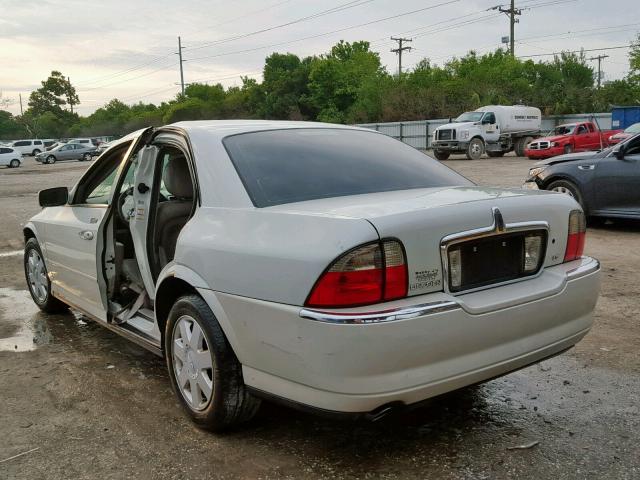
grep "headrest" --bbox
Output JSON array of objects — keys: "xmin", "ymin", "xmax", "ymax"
[{"xmin": 163, "ymin": 156, "xmax": 193, "ymax": 199}]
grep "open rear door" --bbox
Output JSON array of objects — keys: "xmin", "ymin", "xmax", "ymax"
[{"xmin": 128, "ymin": 145, "xmax": 159, "ymax": 300}]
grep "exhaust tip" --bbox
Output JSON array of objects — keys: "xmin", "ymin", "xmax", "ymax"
[{"xmin": 365, "ymin": 402, "xmax": 405, "ymax": 422}]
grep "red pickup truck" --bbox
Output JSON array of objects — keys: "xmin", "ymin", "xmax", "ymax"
[{"xmin": 524, "ymin": 121, "xmax": 622, "ymax": 159}]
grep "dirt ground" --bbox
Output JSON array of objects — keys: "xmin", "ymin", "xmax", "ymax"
[{"xmin": 0, "ymin": 154, "xmax": 638, "ymax": 480}]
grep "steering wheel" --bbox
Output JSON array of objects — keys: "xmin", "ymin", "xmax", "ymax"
[{"xmin": 117, "ymin": 186, "xmax": 135, "ymax": 224}]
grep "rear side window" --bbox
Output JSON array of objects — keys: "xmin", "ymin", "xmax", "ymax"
[
  {"xmin": 223, "ymin": 128, "xmax": 471, "ymax": 207},
  {"xmin": 14, "ymin": 141, "xmax": 30, "ymax": 146},
  {"xmin": 0, "ymin": 148, "xmax": 10, "ymax": 154}
]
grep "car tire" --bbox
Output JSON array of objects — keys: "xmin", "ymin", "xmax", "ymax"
[
  {"xmin": 24, "ymin": 238, "xmax": 68, "ymax": 313},
  {"xmin": 466, "ymin": 138, "xmax": 484, "ymax": 160},
  {"xmin": 547, "ymin": 180, "xmax": 585, "ymax": 211},
  {"xmin": 514, "ymin": 138, "xmax": 526, "ymax": 157},
  {"xmin": 433, "ymin": 150, "xmax": 450, "ymax": 161},
  {"xmin": 564, "ymin": 144, "xmax": 573, "ymax": 154},
  {"xmin": 165, "ymin": 294, "xmax": 261, "ymax": 431},
  {"xmin": 32, "ymin": 149, "xmax": 41, "ymax": 156},
  {"xmin": 9, "ymin": 159, "xmax": 20, "ymax": 168},
  {"xmin": 486, "ymin": 151, "xmax": 505, "ymax": 158},
  {"xmin": 46, "ymin": 155, "xmax": 56, "ymax": 164},
  {"xmin": 82, "ymin": 153, "xmax": 91, "ymax": 161}
]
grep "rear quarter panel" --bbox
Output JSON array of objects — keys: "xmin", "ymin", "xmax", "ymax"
[{"xmin": 174, "ymin": 207, "xmax": 379, "ymax": 305}]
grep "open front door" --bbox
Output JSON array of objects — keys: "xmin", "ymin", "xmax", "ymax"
[{"xmin": 128, "ymin": 145, "xmax": 160, "ymax": 300}]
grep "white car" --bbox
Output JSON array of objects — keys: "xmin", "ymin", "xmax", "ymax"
[
  {"xmin": 68, "ymin": 138, "xmax": 97, "ymax": 147},
  {"xmin": 24, "ymin": 121, "xmax": 601, "ymax": 431},
  {"xmin": 9, "ymin": 139, "xmax": 45, "ymax": 156},
  {"xmin": 0, "ymin": 146, "xmax": 21, "ymax": 168}
]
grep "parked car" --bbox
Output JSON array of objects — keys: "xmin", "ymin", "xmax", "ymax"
[
  {"xmin": 43, "ymin": 140, "xmax": 57, "ymax": 149},
  {"xmin": 69, "ymin": 138, "xmax": 98, "ymax": 147},
  {"xmin": 525, "ymin": 122, "xmax": 622, "ymax": 159},
  {"xmin": 523, "ymin": 132, "xmax": 640, "ymax": 219},
  {"xmin": 0, "ymin": 146, "xmax": 21, "ymax": 168},
  {"xmin": 24, "ymin": 121, "xmax": 600, "ymax": 431},
  {"xmin": 9, "ymin": 139, "xmax": 45, "ymax": 156},
  {"xmin": 45, "ymin": 142, "xmax": 65, "ymax": 151},
  {"xmin": 607, "ymin": 122, "xmax": 640, "ymax": 145},
  {"xmin": 35, "ymin": 142, "xmax": 96, "ymax": 164},
  {"xmin": 92, "ymin": 140, "xmax": 113, "ymax": 156}
]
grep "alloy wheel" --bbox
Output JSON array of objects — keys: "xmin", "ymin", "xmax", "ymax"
[
  {"xmin": 172, "ymin": 315, "xmax": 214, "ymax": 411},
  {"xmin": 26, "ymin": 249, "xmax": 48, "ymax": 303},
  {"xmin": 552, "ymin": 186, "xmax": 575, "ymax": 198}
]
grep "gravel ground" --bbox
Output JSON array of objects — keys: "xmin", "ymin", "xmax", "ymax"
[{"xmin": 0, "ymin": 153, "xmax": 638, "ymax": 480}]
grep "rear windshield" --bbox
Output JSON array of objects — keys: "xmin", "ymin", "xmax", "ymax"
[{"xmin": 223, "ymin": 128, "xmax": 471, "ymax": 207}]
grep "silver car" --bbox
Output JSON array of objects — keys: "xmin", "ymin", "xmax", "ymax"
[
  {"xmin": 36, "ymin": 142, "xmax": 96, "ymax": 164},
  {"xmin": 24, "ymin": 121, "xmax": 600, "ymax": 431}
]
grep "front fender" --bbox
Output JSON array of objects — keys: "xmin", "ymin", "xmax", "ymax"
[{"xmin": 23, "ymin": 221, "xmax": 46, "ymax": 255}]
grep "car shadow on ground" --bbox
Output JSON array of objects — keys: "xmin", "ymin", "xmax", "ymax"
[
  {"xmin": 37, "ymin": 304, "xmax": 506, "ymax": 439},
  {"xmin": 588, "ymin": 217, "xmax": 640, "ymax": 232}
]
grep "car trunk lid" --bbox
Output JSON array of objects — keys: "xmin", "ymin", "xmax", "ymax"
[{"xmin": 268, "ymin": 186, "xmax": 577, "ymax": 297}]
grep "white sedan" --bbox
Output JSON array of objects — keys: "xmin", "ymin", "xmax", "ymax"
[
  {"xmin": 24, "ymin": 121, "xmax": 601, "ymax": 431},
  {"xmin": 0, "ymin": 146, "xmax": 21, "ymax": 168}
]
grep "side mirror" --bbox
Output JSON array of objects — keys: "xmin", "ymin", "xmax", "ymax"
[
  {"xmin": 615, "ymin": 144, "xmax": 626, "ymax": 160},
  {"xmin": 39, "ymin": 187, "xmax": 68, "ymax": 207}
]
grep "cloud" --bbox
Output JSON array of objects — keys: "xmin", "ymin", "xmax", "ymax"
[{"xmin": 1, "ymin": 0, "xmax": 636, "ymax": 115}]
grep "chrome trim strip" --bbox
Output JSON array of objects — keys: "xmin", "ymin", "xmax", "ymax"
[
  {"xmin": 566, "ymin": 257, "xmax": 600, "ymax": 280},
  {"xmin": 440, "ymin": 215, "xmax": 550, "ymax": 296},
  {"xmin": 299, "ymin": 301, "xmax": 460, "ymax": 324}
]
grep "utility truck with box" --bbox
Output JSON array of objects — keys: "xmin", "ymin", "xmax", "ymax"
[{"xmin": 432, "ymin": 105, "xmax": 542, "ymax": 160}]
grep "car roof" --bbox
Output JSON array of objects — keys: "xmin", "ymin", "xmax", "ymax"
[{"xmin": 169, "ymin": 120, "xmax": 368, "ymax": 139}]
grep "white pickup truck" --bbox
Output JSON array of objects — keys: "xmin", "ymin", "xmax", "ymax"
[{"xmin": 432, "ymin": 105, "xmax": 542, "ymax": 160}]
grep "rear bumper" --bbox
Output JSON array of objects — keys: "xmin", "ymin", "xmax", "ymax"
[{"xmin": 206, "ymin": 257, "xmax": 600, "ymax": 413}]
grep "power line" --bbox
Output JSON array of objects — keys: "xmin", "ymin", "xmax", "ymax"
[
  {"xmin": 518, "ymin": 45, "xmax": 631, "ymax": 57},
  {"xmin": 183, "ymin": 0, "xmax": 376, "ymax": 52},
  {"xmin": 589, "ymin": 54, "xmax": 609, "ymax": 88},
  {"xmin": 517, "ymin": 21, "xmax": 640, "ymax": 43},
  {"xmin": 185, "ymin": 0, "xmax": 295, "ymax": 47},
  {"xmin": 390, "ymin": 37, "xmax": 412, "ymax": 75},
  {"xmin": 76, "ymin": 61, "xmax": 176, "ymax": 92},
  {"xmin": 186, "ymin": 0, "xmax": 459, "ymax": 63},
  {"xmin": 73, "ymin": 53, "xmax": 174, "ymax": 87},
  {"xmin": 177, "ymin": 36, "xmax": 186, "ymax": 96},
  {"xmin": 492, "ymin": 1, "xmax": 522, "ymax": 56}
]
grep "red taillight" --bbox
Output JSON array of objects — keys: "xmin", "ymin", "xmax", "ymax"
[
  {"xmin": 564, "ymin": 210, "xmax": 586, "ymax": 262},
  {"xmin": 306, "ymin": 240, "xmax": 408, "ymax": 308}
]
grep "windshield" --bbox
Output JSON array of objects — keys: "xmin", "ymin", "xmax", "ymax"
[
  {"xmin": 624, "ymin": 123, "xmax": 640, "ymax": 134},
  {"xmin": 550, "ymin": 124, "xmax": 577, "ymax": 136},
  {"xmin": 454, "ymin": 112, "xmax": 484, "ymax": 123},
  {"xmin": 223, "ymin": 128, "xmax": 472, "ymax": 207}
]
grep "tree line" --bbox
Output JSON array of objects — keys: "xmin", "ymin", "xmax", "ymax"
[{"xmin": 2, "ymin": 37, "xmax": 640, "ymax": 140}]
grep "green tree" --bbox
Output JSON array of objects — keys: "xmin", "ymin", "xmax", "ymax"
[
  {"xmin": 28, "ymin": 71, "xmax": 79, "ymax": 115},
  {"xmin": 261, "ymin": 53, "xmax": 312, "ymax": 119},
  {"xmin": 308, "ymin": 41, "xmax": 382, "ymax": 123}
]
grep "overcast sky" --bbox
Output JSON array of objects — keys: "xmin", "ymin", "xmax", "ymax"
[{"xmin": 1, "ymin": 0, "xmax": 637, "ymax": 116}]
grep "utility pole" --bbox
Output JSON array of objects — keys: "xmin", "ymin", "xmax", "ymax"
[
  {"xmin": 19, "ymin": 93, "xmax": 23, "ymax": 115},
  {"xmin": 495, "ymin": 1, "xmax": 522, "ymax": 56},
  {"xmin": 390, "ymin": 37, "xmax": 412, "ymax": 76},
  {"xmin": 177, "ymin": 36, "xmax": 186, "ymax": 96},
  {"xmin": 589, "ymin": 54, "xmax": 609, "ymax": 88},
  {"xmin": 67, "ymin": 76, "xmax": 74, "ymax": 114}
]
